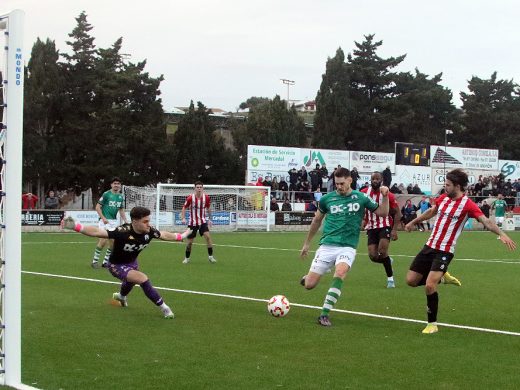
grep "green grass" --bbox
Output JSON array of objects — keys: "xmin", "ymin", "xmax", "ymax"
[{"xmin": 21, "ymin": 231, "xmax": 520, "ymax": 389}]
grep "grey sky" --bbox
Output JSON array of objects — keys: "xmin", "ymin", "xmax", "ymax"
[{"xmin": 3, "ymin": 0, "xmax": 519, "ymax": 112}]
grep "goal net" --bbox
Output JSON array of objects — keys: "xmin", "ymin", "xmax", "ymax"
[{"xmin": 124, "ymin": 184, "xmax": 271, "ymax": 231}]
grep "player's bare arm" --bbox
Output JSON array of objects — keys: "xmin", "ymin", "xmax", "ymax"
[
  {"xmin": 374, "ymin": 186, "xmax": 390, "ymax": 217},
  {"xmin": 300, "ymin": 210, "xmax": 325, "ymax": 258},
  {"xmin": 95, "ymin": 203, "xmax": 108, "ymax": 224},
  {"xmin": 405, "ymin": 205, "xmax": 437, "ymax": 232},
  {"xmin": 477, "ymin": 215, "xmax": 517, "ymax": 250},
  {"xmin": 119, "ymin": 208, "xmax": 128, "ymax": 224},
  {"xmin": 390, "ymin": 204, "xmax": 400, "ymax": 240},
  {"xmin": 62, "ymin": 216, "xmax": 109, "ymax": 238},
  {"xmin": 159, "ymin": 229, "xmax": 193, "ymax": 242},
  {"xmin": 181, "ymin": 206, "xmax": 187, "ymax": 224},
  {"xmin": 206, "ymin": 205, "xmax": 213, "ymax": 226}
]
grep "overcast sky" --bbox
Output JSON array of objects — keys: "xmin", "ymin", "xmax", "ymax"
[{"xmin": 2, "ymin": 0, "xmax": 519, "ymax": 112}]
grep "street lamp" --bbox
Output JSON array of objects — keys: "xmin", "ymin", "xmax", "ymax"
[
  {"xmin": 280, "ymin": 78, "xmax": 295, "ymax": 110},
  {"xmin": 444, "ymin": 129, "xmax": 454, "ymax": 182}
]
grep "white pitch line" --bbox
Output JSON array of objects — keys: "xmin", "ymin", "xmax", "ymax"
[
  {"xmin": 23, "ymin": 240, "xmax": 520, "ymax": 264},
  {"xmin": 22, "ymin": 270, "xmax": 520, "ymax": 337}
]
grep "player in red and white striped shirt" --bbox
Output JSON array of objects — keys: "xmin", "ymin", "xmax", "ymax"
[
  {"xmin": 404, "ymin": 169, "xmax": 516, "ymax": 334},
  {"xmin": 361, "ymin": 172, "xmax": 401, "ymax": 288},
  {"xmin": 181, "ymin": 181, "xmax": 216, "ymax": 264}
]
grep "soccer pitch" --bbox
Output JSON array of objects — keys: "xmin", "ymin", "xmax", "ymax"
[{"xmin": 21, "ymin": 231, "xmax": 520, "ymax": 389}]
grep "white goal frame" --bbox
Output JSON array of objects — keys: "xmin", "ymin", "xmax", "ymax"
[
  {"xmin": 154, "ymin": 184, "xmax": 271, "ymax": 232},
  {"xmin": 0, "ymin": 9, "xmax": 24, "ymax": 388}
]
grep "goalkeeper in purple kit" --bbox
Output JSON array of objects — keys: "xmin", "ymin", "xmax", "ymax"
[{"xmin": 62, "ymin": 206, "xmax": 191, "ymax": 318}]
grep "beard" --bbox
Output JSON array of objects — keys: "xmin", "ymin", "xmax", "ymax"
[{"xmin": 371, "ymin": 182, "xmax": 381, "ymax": 190}]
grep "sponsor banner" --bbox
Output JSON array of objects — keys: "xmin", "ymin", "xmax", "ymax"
[
  {"xmin": 499, "ymin": 160, "xmax": 520, "ymax": 181},
  {"xmin": 300, "ymin": 148, "xmax": 349, "ymax": 170},
  {"xmin": 394, "ymin": 165, "xmax": 432, "ymax": 194},
  {"xmin": 513, "ymin": 215, "xmax": 520, "ymax": 231},
  {"xmin": 431, "ymin": 168, "xmax": 493, "ymax": 195},
  {"xmin": 22, "ymin": 210, "xmax": 65, "ymax": 226},
  {"xmin": 65, "ymin": 210, "xmax": 100, "ymax": 226},
  {"xmin": 430, "ymin": 145, "xmax": 499, "ymax": 171},
  {"xmin": 275, "ymin": 212, "xmax": 316, "ymax": 225},
  {"xmin": 236, "ymin": 211, "xmax": 268, "ymax": 226},
  {"xmin": 350, "ymin": 151, "xmax": 395, "ymax": 173},
  {"xmin": 247, "ymin": 169, "xmax": 291, "ymax": 184},
  {"xmin": 173, "ymin": 211, "xmax": 230, "ymax": 226},
  {"xmin": 247, "ymin": 145, "xmax": 300, "ymax": 171}
]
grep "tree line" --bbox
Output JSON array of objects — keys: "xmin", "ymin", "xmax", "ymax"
[{"xmin": 23, "ymin": 14, "xmax": 520, "ymax": 202}]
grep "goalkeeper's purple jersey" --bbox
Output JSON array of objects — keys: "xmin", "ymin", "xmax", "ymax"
[{"xmin": 107, "ymin": 224, "xmax": 161, "ymax": 264}]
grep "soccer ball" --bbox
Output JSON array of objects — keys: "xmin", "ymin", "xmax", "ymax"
[{"xmin": 267, "ymin": 295, "xmax": 290, "ymax": 317}]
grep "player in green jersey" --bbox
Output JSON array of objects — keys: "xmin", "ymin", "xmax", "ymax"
[
  {"xmin": 92, "ymin": 177, "xmax": 128, "ymax": 268},
  {"xmin": 492, "ymin": 193, "xmax": 507, "ymax": 227},
  {"xmin": 300, "ymin": 167, "xmax": 390, "ymax": 326}
]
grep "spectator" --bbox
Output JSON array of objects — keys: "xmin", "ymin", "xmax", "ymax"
[
  {"xmin": 22, "ymin": 192, "xmax": 39, "ymax": 209},
  {"xmin": 309, "ymin": 163, "xmax": 323, "ymax": 192},
  {"xmin": 271, "ymin": 177, "xmax": 280, "ymax": 199},
  {"xmin": 281, "ymin": 199, "xmax": 292, "ymax": 211},
  {"xmin": 298, "ymin": 166, "xmax": 308, "ymax": 182},
  {"xmin": 44, "ymin": 190, "xmax": 60, "ymax": 209},
  {"xmin": 382, "ymin": 166, "xmax": 392, "ymax": 187},
  {"xmin": 255, "ymin": 177, "xmax": 264, "ymax": 187},
  {"xmin": 411, "ymin": 184, "xmax": 424, "ymax": 195},
  {"xmin": 320, "ymin": 164, "xmax": 329, "ymax": 190},
  {"xmin": 406, "ymin": 183, "xmax": 413, "ymax": 194},
  {"xmin": 279, "ymin": 177, "xmax": 289, "ymax": 199},
  {"xmin": 298, "ymin": 180, "xmax": 312, "ymax": 202},
  {"xmin": 359, "ymin": 181, "xmax": 369, "ymax": 191},
  {"xmin": 417, "ymin": 196, "xmax": 432, "ymax": 231},
  {"xmin": 401, "ymin": 199, "xmax": 418, "ymax": 228},
  {"xmin": 350, "ymin": 167, "xmax": 360, "ymax": 190},
  {"xmin": 480, "ymin": 200, "xmax": 490, "ymax": 219},
  {"xmin": 262, "ymin": 176, "xmax": 272, "ymax": 189},
  {"xmin": 270, "ymin": 197, "xmax": 280, "ymax": 212},
  {"xmin": 307, "ymin": 200, "xmax": 318, "ymax": 212},
  {"xmin": 314, "ymin": 189, "xmax": 323, "ymax": 202},
  {"xmin": 390, "ymin": 183, "xmax": 401, "ymax": 194},
  {"xmin": 398, "ymin": 183, "xmax": 406, "ymax": 194}
]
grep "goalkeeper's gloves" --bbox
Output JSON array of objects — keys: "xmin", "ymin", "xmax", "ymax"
[{"xmin": 61, "ymin": 216, "xmax": 84, "ymax": 232}]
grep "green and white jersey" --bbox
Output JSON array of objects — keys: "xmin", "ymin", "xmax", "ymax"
[
  {"xmin": 493, "ymin": 199, "xmax": 507, "ymax": 217},
  {"xmin": 318, "ymin": 190, "xmax": 378, "ymax": 249},
  {"xmin": 98, "ymin": 190, "xmax": 124, "ymax": 220}
]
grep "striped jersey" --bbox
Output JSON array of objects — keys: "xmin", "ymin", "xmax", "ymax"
[
  {"xmin": 183, "ymin": 193, "xmax": 211, "ymax": 226},
  {"xmin": 361, "ymin": 187, "xmax": 398, "ymax": 230},
  {"xmin": 426, "ymin": 194, "xmax": 483, "ymax": 253}
]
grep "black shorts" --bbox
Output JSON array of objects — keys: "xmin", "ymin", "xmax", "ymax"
[
  {"xmin": 409, "ymin": 246, "xmax": 454, "ymax": 276},
  {"xmin": 187, "ymin": 223, "xmax": 210, "ymax": 239},
  {"xmin": 366, "ymin": 227, "xmax": 392, "ymax": 246}
]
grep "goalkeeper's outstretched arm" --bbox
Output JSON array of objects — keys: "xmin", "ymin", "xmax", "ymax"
[
  {"xmin": 61, "ymin": 216, "xmax": 109, "ymax": 238},
  {"xmin": 159, "ymin": 228, "xmax": 193, "ymax": 242}
]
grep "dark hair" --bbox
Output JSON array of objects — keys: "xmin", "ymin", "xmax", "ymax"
[
  {"xmin": 130, "ymin": 206, "xmax": 151, "ymax": 220},
  {"xmin": 334, "ymin": 167, "xmax": 351, "ymax": 178},
  {"xmin": 446, "ymin": 169, "xmax": 469, "ymax": 190},
  {"xmin": 111, "ymin": 177, "xmax": 121, "ymax": 184},
  {"xmin": 194, "ymin": 181, "xmax": 204, "ymax": 186}
]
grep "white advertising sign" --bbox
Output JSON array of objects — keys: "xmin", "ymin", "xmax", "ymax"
[
  {"xmin": 300, "ymin": 148, "xmax": 349, "ymax": 170},
  {"xmin": 64, "ymin": 210, "xmax": 100, "ymax": 226},
  {"xmin": 247, "ymin": 145, "xmax": 300, "ymax": 171},
  {"xmin": 430, "ymin": 145, "xmax": 499, "ymax": 171},
  {"xmin": 350, "ymin": 151, "xmax": 395, "ymax": 173},
  {"xmin": 430, "ymin": 168, "xmax": 493, "ymax": 195},
  {"xmin": 499, "ymin": 160, "xmax": 520, "ymax": 181},
  {"xmin": 395, "ymin": 165, "xmax": 432, "ymax": 194}
]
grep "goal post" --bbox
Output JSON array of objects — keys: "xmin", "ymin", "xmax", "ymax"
[
  {"xmin": 0, "ymin": 9, "xmax": 24, "ymax": 388},
  {"xmin": 124, "ymin": 184, "xmax": 271, "ymax": 232}
]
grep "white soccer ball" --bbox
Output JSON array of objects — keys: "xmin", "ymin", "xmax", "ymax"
[{"xmin": 267, "ymin": 295, "xmax": 290, "ymax": 317}]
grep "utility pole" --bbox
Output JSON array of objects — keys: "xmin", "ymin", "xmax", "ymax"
[{"xmin": 280, "ymin": 78, "xmax": 295, "ymax": 110}]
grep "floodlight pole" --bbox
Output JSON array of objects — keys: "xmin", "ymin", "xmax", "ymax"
[{"xmin": 280, "ymin": 79, "xmax": 295, "ymax": 110}]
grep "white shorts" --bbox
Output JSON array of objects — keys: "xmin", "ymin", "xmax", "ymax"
[
  {"xmin": 309, "ymin": 245, "xmax": 357, "ymax": 275},
  {"xmin": 98, "ymin": 219, "xmax": 118, "ymax": 231},
  {"xmin": 496, "ymin": 216, "xmax": 505, "ymax": 224}
]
